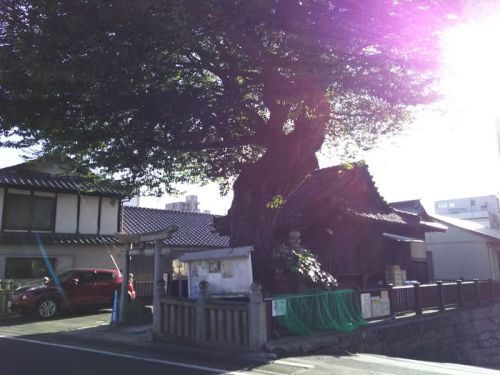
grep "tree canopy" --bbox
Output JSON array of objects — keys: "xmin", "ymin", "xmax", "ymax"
[{"xmin": 0, "ymin": 0, "xmax": 459, "ymax": 194}]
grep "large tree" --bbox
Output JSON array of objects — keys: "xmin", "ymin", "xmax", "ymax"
[{"xmin": 0, "ymin": 0, "xmax": 459, "ymax": 287}]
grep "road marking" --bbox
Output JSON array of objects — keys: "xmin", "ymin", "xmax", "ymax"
[
  {"xmin": 273, "ymin": 360, "xmax": 314, "ymax": 369},
  {"xmin": 0, "ymin": 335, "xmax": 249, "ymax": 374},
  {"xmin": 347, "ymin": 354, "xmax": 500, "ymax": 374}
]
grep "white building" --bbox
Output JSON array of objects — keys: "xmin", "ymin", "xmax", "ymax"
[
  {"xmin": 434, "ymin": 195, "xmax": 500, "ymax": 229},
  {"xmin": 0, "ymin": 159, "xmax": 126, "ymax": 284},
  {"xmin": 165, "ymin": 195, "xmax": 200, "ymax": 212}
]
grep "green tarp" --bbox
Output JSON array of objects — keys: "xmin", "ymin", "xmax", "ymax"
[{"xmin": 274, "ymin": 289, "xmax": 366, "ymax": 336}]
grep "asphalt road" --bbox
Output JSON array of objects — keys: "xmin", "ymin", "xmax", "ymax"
[
  {"xmin": 1, "ymin": 312, "xmax": 500, "ymax": 375},
  {"xmin": 2, "ymin": 335, "xmax": 500, "ymax": 375}
]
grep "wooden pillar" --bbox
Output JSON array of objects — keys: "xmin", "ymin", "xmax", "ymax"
[
  {"xmin": 474, "ymin": 279, "xmax": 481, "ymax": 305},
  {"xmin": 413, "ymin": 282, "xmax": 422, "ymax": 315},
  {"xmin": 437, "ymin": 281, "xmax": 445, "ymax": 311},
  {"xmin": 388, "ymin": 283, "xmax": 396, "ymax": 318},
  {"xmin": 457, "ymin": 279, "xmax": 464, "ymax": 307}
]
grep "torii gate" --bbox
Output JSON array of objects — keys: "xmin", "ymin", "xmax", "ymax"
[{"xmin": 115, "ymin": 226, "xmax": 178, "ymax": 325}]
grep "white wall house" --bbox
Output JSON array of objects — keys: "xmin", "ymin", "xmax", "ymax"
[
  {"xmin": 427, "ymin": 214, "xmax": 500, "ymax": 281},
  {"xmin": 0, "ymin": 160, "xmax": 126, "ymax": 283}
]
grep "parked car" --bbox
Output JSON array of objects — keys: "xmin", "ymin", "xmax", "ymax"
[{"xmin": 9, "ymin": 268, "xmax": 135, "ymax": 319}]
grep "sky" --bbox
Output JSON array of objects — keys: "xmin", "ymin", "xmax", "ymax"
[{"xmin": 1, "ymin": 3, "xmax": 500, "ymax": 215}]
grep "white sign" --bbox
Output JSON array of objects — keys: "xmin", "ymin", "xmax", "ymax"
[
  {"xmin": 360, "ymin": 293, "xmax": 372, "ymax": 319},
  {"xmin": 371, "ymin": 295, "xmax": 390, "ymax": 318},
  {"xmin": 272, "ymin": 299, "xmax": 287, "ymax": 317}
]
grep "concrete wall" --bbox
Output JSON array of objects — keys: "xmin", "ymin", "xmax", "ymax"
[
  {"xmin": 268, "ymin": 302, "xmax": 500, "ymax": 368},
  {"xmin": 426, "ymin": 225, "xmax": 495, "ymax": 280}
]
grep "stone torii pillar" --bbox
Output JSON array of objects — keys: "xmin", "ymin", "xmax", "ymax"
[{"xmin": 115, "ymin": 226, "xmax": 177, "ymax": 325}]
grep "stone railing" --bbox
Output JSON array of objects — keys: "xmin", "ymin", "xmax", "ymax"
[
  {"xmin": 155, "ymin": 281, "xmax": 267, "ymax": 350},
  {"xmin": 0, "ymin": 280, "xmax": 17, "ymax": 314}
]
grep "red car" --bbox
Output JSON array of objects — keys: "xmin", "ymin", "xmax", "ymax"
[{"xmin": 9, "ymin": 268, "xmax": 135, "ymax": 319}]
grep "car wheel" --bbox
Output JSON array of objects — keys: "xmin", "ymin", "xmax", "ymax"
[{"xmin": 37, "ymin": 299, "xmax": 58, "ymax": 319}]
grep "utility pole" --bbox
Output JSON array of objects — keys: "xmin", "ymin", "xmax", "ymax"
[{"xmin": 115, "ymin": 226, "xmax": 178, "ymax": 325}]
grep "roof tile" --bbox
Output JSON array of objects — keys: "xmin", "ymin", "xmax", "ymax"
[
  {"xmin": 0, "ymin": 171, "xmax": 126, "ymax": 197},
  {"xmin": 122, "ymin": 206, "xmax": 229, "ymax": 248}
]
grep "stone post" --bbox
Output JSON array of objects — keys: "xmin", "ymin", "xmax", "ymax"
[
  {"xmin": 119, "ymin": 244, "xmax": 131, "ymax": 324},
  {"xmin": 457, "ymin": 279, "xmax": 464, "ymax": 307},
  {"xmin": 152, "ymin": 240, "xmax": 164, "ymax": 337},
  {"xmin": 413, "ymin": 282, "xmax": 422, "ymax": 315},
  {"xmin": 437, "ymin": 281, "xmax": 445, "ymax": 311},
  {"xmin": 248, "ymin": 282, "xmax": 267, "ymax": 351},
  {"xmin": 195, "ymin": 281, "xmax": 209, "ymax": 343}
]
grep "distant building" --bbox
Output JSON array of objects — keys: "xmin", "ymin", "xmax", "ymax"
[
  {"xmin": 123, "ymin": 195, "xmax": 141, "ymax": 207},
  {"xmin": 165, "ymin": 195, "xmax": 200, "ymax": 212},
  {"xmin": 434, "ymin": 195, "xmax": 500, "ymax": 229}
]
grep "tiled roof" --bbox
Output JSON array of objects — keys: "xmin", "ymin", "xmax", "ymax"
[
  {"xmin": 122, "ymin": 206, "xmax": 229, "ymax": 248},
  {"xmin": 344, "ymin": 206, "xmax": 409, "ymax": 225},
  {"xmin": 390, "ymin": 200, "xmax": 447, "ymax": 232},
  {"xmin": 0, "ymin": 171, "xmax": 126, "ymax": 197},
  {"xmin": 276, "ymin": 164, "xmax": 416, "ymax": 228},
  {"xmin": 0, "ymin": 232, "xmax": 117, "ymax": 246}
]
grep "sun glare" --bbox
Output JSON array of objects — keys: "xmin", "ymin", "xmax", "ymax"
[{"xmin": 441, "ymin": 11, "xmax": 500, "ymax": 116}]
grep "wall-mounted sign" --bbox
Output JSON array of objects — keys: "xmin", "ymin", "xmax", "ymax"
[{"xmin": 272, "ymin": 299, "xmax": 287, "ymax": 317}]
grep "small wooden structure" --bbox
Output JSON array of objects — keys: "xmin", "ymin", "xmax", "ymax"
[
  {"xmin": 275, "ymin": 164, "xmax": 445, "ymax": 288},
  {"xmin": 177, "ymin": 246, "xmax": 253, "ymax": 298}
]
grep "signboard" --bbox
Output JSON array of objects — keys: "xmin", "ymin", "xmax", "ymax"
[
  {"xmin": 272, "ymin": 299, "xmax": 287, "ymax": 317},
  {"xmin": 360, "ymin": 291, "xmax": 391, "ymax": 319},
  {"xmin": 360, "ymin": 293, "xmax": 372, "ymax": 319},
  {"xmin": 371, "ymin": 295, "xmax": 391, "ymax": 318}
]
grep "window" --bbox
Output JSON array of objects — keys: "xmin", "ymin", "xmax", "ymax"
[
  {"xmin": 98, "ymin": 272, "xmax": 115, "ymax": 281},
  {"xmin": 5, "ymin": 257, "xmax": 56, "ymax": 279},
  {"xmin": 3, "ymin": 191, "xmax": 56, "ymax": 231},
  {"xmin": 76, "ymin": 271, "xmax": 98, "ymax": 284}
]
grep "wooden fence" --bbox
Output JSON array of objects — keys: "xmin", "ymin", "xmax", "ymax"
[
  {"xmin": 363, "ymin": 279, "xmax": 500, "ymax": 318},
  {"xmin": 155, "ymin": 281, "xmax": 266, "ymax": 350},
  {"xmin": 135, "ymin": 281, "xmax": 154, "ymax": 298}
]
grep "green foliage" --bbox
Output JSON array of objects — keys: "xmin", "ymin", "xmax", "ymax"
[
  {"xmin": 266, "ymin": 195, "xmax": 285, "ymax": 209},
  {"xmin": 0, "ymin": 1, "xmax": 460, "ymax": 193},
  {"xmin": 274, "ymin": 244, "xmax": 338, "ymax": 290}
]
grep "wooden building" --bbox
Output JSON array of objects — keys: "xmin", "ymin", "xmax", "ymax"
[{"xmin": 275, "ymin": 164, "xmax": 445, "ymax": 288}]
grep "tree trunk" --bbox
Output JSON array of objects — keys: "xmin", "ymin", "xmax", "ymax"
[{"xmin": 227, "ymin": 113, "xmax": 327, "ymax": 291}]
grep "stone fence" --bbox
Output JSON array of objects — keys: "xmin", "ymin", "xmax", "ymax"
[
  {"xmin": 267, "ymin": 301, "xmax": 500, "ymax": 368},
  {"xmin": 154, "ymin": 281, "xmax": 267, "ymax": 351},
  {"xmin": 0, "ymin": 280, "xmax": 17, "ymax": 314}
]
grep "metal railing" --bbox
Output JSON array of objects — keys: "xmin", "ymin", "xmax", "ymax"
[{"xmin": 361, "ymin": 279, "xmax": 500, "ymax": 319}]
